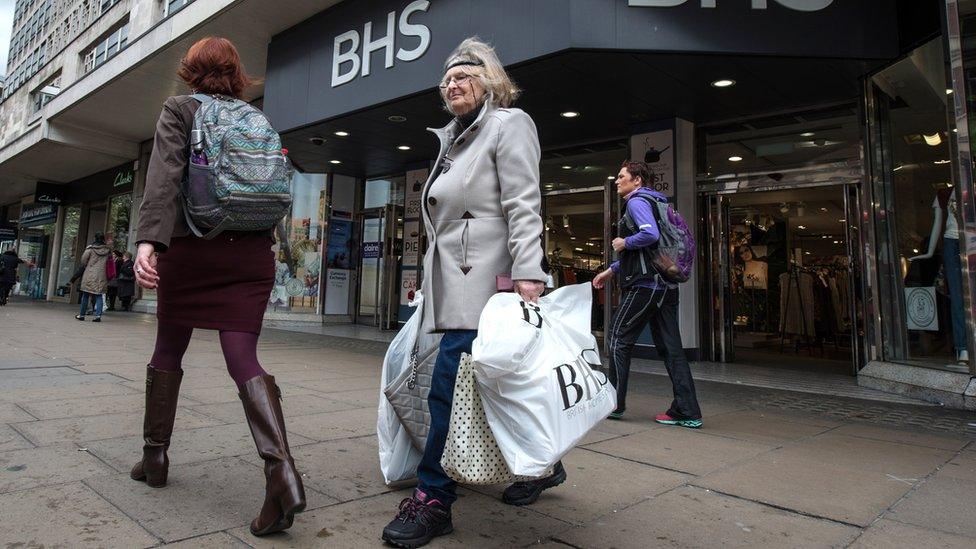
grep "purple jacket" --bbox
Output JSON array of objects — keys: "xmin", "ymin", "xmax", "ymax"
[{"xmin": 611, "ymin": 187, "xmax": 665, "ymax": 289}]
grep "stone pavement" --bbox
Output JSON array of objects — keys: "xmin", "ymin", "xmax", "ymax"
[{"xmin": 1, "ymin": 298, "xmax": 975, "ymax": 548}]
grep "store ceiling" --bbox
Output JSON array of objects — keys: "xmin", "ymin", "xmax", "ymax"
[{"xmin": 283, "ymin": 50, "xmax": 880, "ymax": 177}]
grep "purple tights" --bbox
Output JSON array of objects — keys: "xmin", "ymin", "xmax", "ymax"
[{"xmin": 149, "ymin": 322, "xmax": 268, "ymax": 389}]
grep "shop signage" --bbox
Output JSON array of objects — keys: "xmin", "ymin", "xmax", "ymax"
[
  {"xmin": 905, "ymin": 287, "xmax": 938, "ymax": 331},
  {"xmin": 362, "ymin": 241, "xmax": 383, "ymax": 259},
  {"xmin": 628, "ymin": 0, "xmax": 833, "ymax": 11},
  {"xmin": 0, "ymin": 225, "xmax": 16, "ymax": 241},
  {"xmin": 19, "ymin": 203, "xmax": 58, "ymax": 228},
  {"xmin": 331, "ymin": 0, "xmax": 431, "ymax": 87},
  {"xmin": 34, "ymin": 182, "xmax": 64, "ymax": 204},
  {"xmin": 324, "ymin": 269, "xmax": 351, "ymax": 314},
  {"xmin": 400, "ymin": 270, "xmax": 418, "ymax": 306},
  {"xmin": 630, "ymin": 128, "xmax": 675, "ymax": 197},
  {"xmin": 113, "ymin": 169, "xmax": 134, "ymax": 188}
]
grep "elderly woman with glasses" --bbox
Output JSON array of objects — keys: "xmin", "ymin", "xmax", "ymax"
[{"xmin": 381, "ymin": 37, "xmax": 564, "ymax": 548}]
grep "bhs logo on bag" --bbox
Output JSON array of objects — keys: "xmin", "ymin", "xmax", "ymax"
[
  {"xmin": 520, "ymin": 301, "xmax": 543, "ymax": 328},
  {"xmin": 554, "ymin": 348, "xmax": 610, "ymax": 417}
]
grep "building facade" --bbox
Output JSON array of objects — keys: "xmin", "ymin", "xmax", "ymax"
[{"xmin": 1, "ymin": 0, "xmax": 975, "ymax": 407}]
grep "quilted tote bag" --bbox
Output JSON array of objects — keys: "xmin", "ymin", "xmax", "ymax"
[
  {"xmin": 383, "ymin": 342, "xmax": 437, "ymax": 451},
  {"xmin": 440, "ymin": 354, "xmax": 549, "ymax": 485}
]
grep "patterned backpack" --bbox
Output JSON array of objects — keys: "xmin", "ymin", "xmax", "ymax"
[{"xmin": 181, "ymin": 94, "xmax": 293, "ymax": 239}]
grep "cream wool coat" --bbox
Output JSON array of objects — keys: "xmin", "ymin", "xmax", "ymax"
[{"xmin": 420, "ymin": 100, "xmax": 547, "ymax": 333}]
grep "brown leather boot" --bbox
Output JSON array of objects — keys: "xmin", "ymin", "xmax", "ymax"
[
  {"xmin": 240, "ymin": 375, "xmax": 307, "ymax": 536},
  {"xmin": 130, "ymin": 366, "xmax": 183, "ymax": 487}
]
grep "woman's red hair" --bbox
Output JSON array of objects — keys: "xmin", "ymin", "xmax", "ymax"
[{"xmin": 178, "ymin": 37, "xmax": 252, "ymax": 98}]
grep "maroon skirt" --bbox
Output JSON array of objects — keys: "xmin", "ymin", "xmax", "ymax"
[{"xmin": 156, "ymin": 231, "xmax": 275, "ymax": 333}]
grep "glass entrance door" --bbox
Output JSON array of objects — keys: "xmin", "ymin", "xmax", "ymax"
[{"xmin": 356, "ymin": 206, "xmax": 402, "ymax": 329}]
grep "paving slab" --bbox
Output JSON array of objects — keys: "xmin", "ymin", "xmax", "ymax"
[
  {"xmin": 687, "ymin": 409, "xmax": 835, "ymax": 445},
  {"xmin": 584, "ymin": 425, "xmax": 776, "ymax": 475},
  {"xmin": 940, "ymin": 448, "xmax": 976, "ymax": 482},
  {"xmin": 555, "ymin": 485, "xmax": 859, "ymax": 549},
  {"xmin": 0, "ymin": 482, "xmax": 158, "ymax": 547},
  {"xmin": 472, "ymin": 447, "xmax": 688, "ymax": 525},
  {"xmin": 233, "ymin": 488, "xmax": 569, "ymax": 548},
  {"xmin": 241, "ymin": 437, "xmax": 389, "ymax": 503},
  {"xmin": 848, "ymin": 518, "xmax": 976, "ymax": 549},
  {"xmin": 85, "ymin": 457, "xmax": 338, "ymax": 542},
  {"xmin": 287, "ymin": 376, "xmax": 381, "ymax": 394},
  {"xmin": 19, "ymin": 392, "xmax": 189, "ymax": 420},
  {"xmin": 0, "ymin": 357, "xmax": 80, "ymax": 369},
  {"xmin": 160, "ymin": 532, "xmax": 252, "ymax": 548},
  {"xmin": 286, "ymin": 407, "xmax": 378, "ymax": 442},
  {"xmin": 887, "ymin": 475, "xmax": 976, "ymax": 538},
  {"xmin": 0, "ymin": 424, "xmax": 34, "ymax": 452},
  {"xmin": 0, "ymin": 374, "xmax": 138, "ymax": 403},
  {"xmin": 694, "ymin": 434, "xmax": 954, "ymax": 526},
  {"xmin": 0, "ymin": 366, "xmax": 84, "ymax": 380},
  {"xmin": 13, "ymin": 408, "xmax": 222, "ymax": 446},
  {"xmin": 0, "ymin": 443, "xmax": 116, "ymax": 492},
  {"xmin": 85, "ymin": 421, "xmax": 317, "ymax": 473},
  {"xmin": 189, "ymin": 393, "xmax": 357, "ymax": 423},
  {"xmin": 828, "ymin": 423, "xmax": 971, "ymax": 451},
  {"xmin": 0, "ymin": 401, "xmax": 36, "ymax": 422},
  {"xmin": 323, "ymin": 388, "xmax": 388, "ymax": 408}
]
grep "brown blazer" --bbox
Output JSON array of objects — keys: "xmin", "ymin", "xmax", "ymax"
[{"xmin": 137, "ymin": 95, "xmax": 200, "ymax": 252}]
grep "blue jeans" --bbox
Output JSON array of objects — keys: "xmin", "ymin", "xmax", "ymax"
[
  {"xmin": 944, "ymin": 238, "xmax": 966, "ymax": 353},
  {"xmin": 416, "ymin": 329, "xmax": 477, "ymax": 508},
  {"xmin": 79, "ymin": 292, "xmax": 104, "ymax": 318}
]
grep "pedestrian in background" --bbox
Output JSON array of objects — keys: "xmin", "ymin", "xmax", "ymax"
[
  {"xmin": 75, "ymin": 232, "xmax": 112, "ymax": 322},
  {"xmin": 381, "ymin": 37, "xmax": 562, "ymax": 549},
  {"xmin": 0, "ymin": 248, "xmax": 25, "ymax": 305},
  {"xmin": 593, "ymin": 161, "xmax": 703, "ymax": 428},
  {"xmin": 106, "ymin": 250, "xmax": 123, "ymax": 311},
  {"xmin": 118, "ymin": 251, "xmax": 136, "ymax": 311},
  {"xmin": 132, "ymin": 36, "xmax": 305, "ymax": 537}
]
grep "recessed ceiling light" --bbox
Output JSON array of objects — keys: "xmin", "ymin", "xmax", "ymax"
[
  {"xmin": 804, "ymin": 251, "xmax": 811, "ymax": 255},
  {"xmin": 801, "ymin": 132, "xmax": 815, "ymax": 137},
  {"xmin": 838, "ymin": 219, "xmax": 846, "ymax": 223},
  {"xmin": 561, "ymin": 165, "xmax": 572, "ymax": 169},
  {"xmin": 388, "ymin": 115, "xmax": 407, "ymax": 122},
  {"xmin": 607, "ymin": 176, "xmax": 615, "ymax": 180},
  {"xmin": 923, "ymin": 133, "xmax": 942, "ymax": 146},
  {"xmin": 913, "ymin": 248, "xmax": 920, "ymax": 253},
  {"xmin": 893, "ymin": 165, "xmax": 906, "ymax": 171},
  {"xmin": 397, "ymin": 145, "xmax": 411, "ymax": 151},
  {"xmin": 574, "ymin": 247, "xmax": 583, "ymax": 252},
  {"xmin": 820, "ymin": 207, "xmax": 828, "ymax": 212},
  {"xmin": 947, "ymin": 89, "xmax": 954, "ymax": 95},
  {"xmin": 711, "ymin": 79, "xmax": 735, "ymax": 88},
  {"xmin": 560, "ymin": 111, "xmax": 580, "ymax": 118},
  {"xmin": 798, "ymin": 225, "xmax": 807, "ymax": 229},
  {"xmin": 953, "ymin": 128, "xmax": 958, "ymax": 133},
  {"xmin": 728, "ymin": 156, "xmax": 743, "ymax": 162},
  {"xmin": 934, "ymin": 159, "xmax": 951, "ymax": 164},
  {"xmin": 834, "ymin": 241, "xmax": 841, "ymax": 244},
  {"xmin": 334, "ymin": 131, "xmax": 349, "ymax": 137},
  {"xmin": 329, "ymin": 160, "xmax": 341, "ymax": 164}
]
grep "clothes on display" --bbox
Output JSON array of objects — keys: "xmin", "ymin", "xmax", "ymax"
[{"xmin": 779, "ymin": 270, "xmax": 815, "ymax": 339}]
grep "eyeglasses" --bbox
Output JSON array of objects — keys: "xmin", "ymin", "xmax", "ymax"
[{"xmin": 438, "ymin": 74, "xmax": 472, "ymax": 89}]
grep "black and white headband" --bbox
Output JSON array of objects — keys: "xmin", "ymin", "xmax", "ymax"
[{"xmin": 446, "ymin": 59, "xmax": 484, "ymax": 70}]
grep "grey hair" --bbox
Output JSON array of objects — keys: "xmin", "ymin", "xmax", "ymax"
[{"xmin": 441, "ymin": 37, "xmax": 520, "ymax": 113}]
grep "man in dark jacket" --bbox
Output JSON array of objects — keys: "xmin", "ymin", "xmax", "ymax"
[
  {"xmin": 593, "ymin": 161, "xmax": 702, "ymax": 428},
  {"xmin": 0, "ymin": 248, "xmax": 26, "ymax": 306}
]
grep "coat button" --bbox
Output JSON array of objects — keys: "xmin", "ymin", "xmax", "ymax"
[
  {"xmin": 428, "ymin": 196, "xmax": 437, "ymax": 206},
  {"xmin": 470, "ymin": 124, "xmax": 478, "ymax": 132},
  {"xmin": 457, "ymin": 138, "xmax": 466, "ymax": 145}
]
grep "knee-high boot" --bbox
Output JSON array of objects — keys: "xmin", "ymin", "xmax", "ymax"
[
  {"xmin": 240, "ymin": 375, "xmax": 307, "ymax": 536},
  {"xmin": 130, "ymin": 366, "xmax": 183, "ymax": 487}
]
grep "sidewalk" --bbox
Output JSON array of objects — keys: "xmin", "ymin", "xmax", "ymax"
[{"xmin": 1, "ymin": 298, "xmax": 975, "ymax": 548}]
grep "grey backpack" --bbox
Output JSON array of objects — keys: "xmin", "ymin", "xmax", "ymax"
[{"xmin": 181, "ymin": 94, "xmax": 293, "ymax": 239}]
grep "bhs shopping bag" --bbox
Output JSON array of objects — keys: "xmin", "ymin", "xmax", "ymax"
[
  {"xmin": 377, "ymin": 292, "xmax": 441, "ymax": 484},
  {"xmin": 472, "ymin": 283, "xmax": 616, "ymax": 477}
]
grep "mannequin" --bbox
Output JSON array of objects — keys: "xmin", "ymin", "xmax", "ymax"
[{"xmin": 910, "ymin": 187, "xmax": 968, "ymax": 365}]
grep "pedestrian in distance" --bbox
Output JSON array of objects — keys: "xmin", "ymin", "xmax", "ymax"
[
  {"xmin": 132, "ymin": 36, "xmax": 305, "ymax": 537},
  {"xmin": 0, "ymin": 247, "xmax": 25, "ymax": 306},
  {"xmin": 106, "ymin": 249, "xmax": 123, "ymax": 311},
  {"xmin": 118, "ymin": 251, "xmax": 136, "ymax": 311},
  {"xmin": 381, "ymin": 37, "xmax": 565, "ymax": 549},
  {"xmin": 75, "ymin": 232, "xmax": 112, "ymax": 322},
  {"xmin": 593, "ymin": 161, "xmax": 703, "ymax": 428}
]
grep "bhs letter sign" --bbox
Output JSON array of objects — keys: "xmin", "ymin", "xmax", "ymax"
[{"xmin": 332, "ymin": 0, "xmax": 431, "ymax": 88}]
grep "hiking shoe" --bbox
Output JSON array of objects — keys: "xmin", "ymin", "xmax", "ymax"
[
  {"xmin": 75, "ymin": 315, "xmax": 85, "ymax": 321},
  {"xmin": 382, "ymin": 490, "xmax": 453, "ymax": 548},
  {"xmin": 92, "ymin": 317, "xmax": 102, "ymax": 323},
  {"xmin": 654, "ymin": 413, "xmax": 702, "ymax": 429},
  {"xmin": 502, "ymin": 461, "xmax": 567, "ymax": 506},
  {"xmin": 607, "ymin": 409, "xmax": 625, "ymax": 420}
]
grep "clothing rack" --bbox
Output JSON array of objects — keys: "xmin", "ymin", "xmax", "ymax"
[{"xmin": 779, "ymin": 264, "xmax": 815, "ymax": 356}]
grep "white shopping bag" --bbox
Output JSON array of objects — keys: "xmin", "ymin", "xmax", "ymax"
[
  {"xmin": 377, "ymin": 292, "xmax": 440, "ymax": 484},
  {"xmin": 471, "ymin": 283, "xmax": 616, "ymax": 477}
]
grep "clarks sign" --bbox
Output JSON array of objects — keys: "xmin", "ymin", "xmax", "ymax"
[
  {"xmin": 628, "ymin": 0, "xmax": 832, "ymax": 9},
  {"xmin": 331, "ymin": 0, "xmax": 431, "ymax": 87}
]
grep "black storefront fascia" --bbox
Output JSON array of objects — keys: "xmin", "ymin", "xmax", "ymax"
[{"xmin": 64, "ymin": 162, "xmax": 135, "ymax": 204}]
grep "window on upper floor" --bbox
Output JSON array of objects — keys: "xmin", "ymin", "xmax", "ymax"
[
  {"xmin": 82, "ymin": 20, "xmax": 130, "ymax": 74},
  {"xmin": 164, "ymin": 0, "xmax": 195, "ymax": 19},
  {"xmin": 31, "ymin": 72, "xmax": 62, "ymax": 115},
  {"xmin": 101, "ymin": 0, "xmax": 120, "ymax": 14}
]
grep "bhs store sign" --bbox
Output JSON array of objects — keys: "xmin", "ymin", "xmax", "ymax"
[
  {"xmin": 629, "ymin": 0, "xmax": 832, "ymax": 10},
  {"xmin": 332, "ymin": 0, "xmax": 431, "ymax": 88}
]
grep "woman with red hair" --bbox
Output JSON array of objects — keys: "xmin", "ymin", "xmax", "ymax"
[{"xmin": 132, "ymin": 37, "xmax": 305, "ymax": 536}]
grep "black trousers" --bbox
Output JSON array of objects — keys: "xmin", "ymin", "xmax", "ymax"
[{"xmin": 606, "ymin": 286, "xmax": 701, "ymax": 419}]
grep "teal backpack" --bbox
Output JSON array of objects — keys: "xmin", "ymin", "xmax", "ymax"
[{"xmin": 181, "ymin": 94, "xmax": 293, "ymax": 239}]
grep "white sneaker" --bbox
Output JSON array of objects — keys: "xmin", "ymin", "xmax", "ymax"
[{"xmin": 958, "ymin": 350, "xmax": 970, "ymax": 365}]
